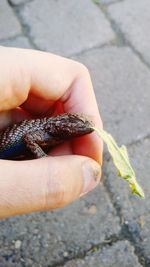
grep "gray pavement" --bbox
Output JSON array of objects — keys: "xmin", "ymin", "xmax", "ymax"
[{"xmin": 0, "ymin": 0, "xmax": 150, "ymax": 266}]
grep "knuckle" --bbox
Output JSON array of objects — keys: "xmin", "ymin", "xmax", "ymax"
[
  {"xmin": 74, "ymin": 61, "xmax": 90, "ymax": 77},
  {"xmin": 69, "ymin": 58, "xmax": 90, "ymax": 77},
  {"xmin": 79, "ymin": 63, "xmax": 90, "ymax": 76}
]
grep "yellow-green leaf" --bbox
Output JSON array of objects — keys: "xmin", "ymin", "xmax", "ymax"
[{"xmin": 92, "ymin": 127, "xmax": 144, "ymax": 198}]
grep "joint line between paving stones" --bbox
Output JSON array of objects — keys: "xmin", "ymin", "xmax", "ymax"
[
  {"xmin": 8, "ymin": 0, "xmax": 35, "ymax": 8},
  {"xmin": 47, "ymin": 233, "xmax": 125, "ymax": 267},
  {"xmin": 95, "ymin": 2, "xmax": 150, "ymax": 71},
  {"xmin": 70, "ymin": 42, "xmax": 115, "ymax": 58},
  {"xmin": 95, "ymin": 2, "xmax": 131, "ymax": 46},
  {"xmin": 102, "ymin": 173, "xmax": 147, "ymax": 267},
  {"xmin": 127, "ymin": 133, "xmax": 150, "ymax": 148},
  {"xmin": 0, "ymin": 33, "xmax": 24, "ymax": 43},
  {"xmin": 126, "ymin": 43, "xmax": 150, "ymax": 71},
  {"xmin": 121, "ymin": 220, "xmax": 148, "ymax": 266},
  {"xmin": 92, "ymin": 0, "xmax": 124, "ymax": 7},
  {"xmin": 7, "ymin": 0, "xmax": 40, "ymax": 50}
]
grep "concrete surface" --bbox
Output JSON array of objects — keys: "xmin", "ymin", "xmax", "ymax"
[
  {"xmin": 108, "ymin": 0, "xmax": 150, "ymax": 65},
  {"xmin": 0, "ymin": 0, "xmax": 149, "ymax": 266},
  {"xmin": 19, "ymin": 0, "xmax": 115, "ymax": 56}
]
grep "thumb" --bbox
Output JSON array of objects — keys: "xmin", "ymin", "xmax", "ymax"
[{"xmin": 0, "ymin": 156, "xmax": 101, "ymax": 218}]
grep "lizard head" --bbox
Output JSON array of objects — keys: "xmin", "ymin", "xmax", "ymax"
[{"xmin": 49, "ymin": 113, "xmax": 94, "ymax": 139}]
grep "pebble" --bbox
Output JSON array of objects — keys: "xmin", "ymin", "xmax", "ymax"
[{"xmin": 15, "ymin": 240, "xmax": 22, "ymax": 249}]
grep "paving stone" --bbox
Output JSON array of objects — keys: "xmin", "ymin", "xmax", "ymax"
[
  {"xmin": 0, "ymin": 0, "xmax": 21, "ymax": 40},
  {"xmin": 108, "ymin": 0, "xmax": 150, "ymax": 65},
  {"xmin": 19, "ymin": 0, "xmax": 115, "ymax": 56},
  {"xmin": 0, "ymin": 185, "xmax": 120, "ymax": 266},
  {"xmin": 74, "ymin": 46, "xmax": 150, "ymax": 145},
  {"xmin": 0, "ymin": 36, "xmax": 33, "ymax": 49},
  {"xmin": 58, "ymin": 240, "xmax": 142, "ymax": 267}
]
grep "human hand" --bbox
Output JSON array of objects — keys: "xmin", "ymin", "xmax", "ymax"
[{"xmin": 0, "ymin": 46, "xmax": 103, "ymax": 218}]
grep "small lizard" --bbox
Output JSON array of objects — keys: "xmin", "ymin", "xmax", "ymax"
[{"xmin": 0, "ymin": 113, "xmax": 94, "ymax": 160}]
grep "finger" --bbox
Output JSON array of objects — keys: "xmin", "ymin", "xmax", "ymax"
[
  {"xmin": 62, "ymin": 73, "xmax": 103, "ymax": 164},
  {"xmin": 0, "ymin": 156, "xmax": 101, "ymax": 218},
  {"xmin": 0, "ymin": 47, "xmax": 101, "ymax": 120},
  {"xmin": 48, "ymin": 141, "xmax": 72, "ymax": 156},
  {"xmin": 0, "ymin": 111, "xmax": 12, "ymax": 130},
  {"xmin": 0, "ymin": 109, "xmax": 31, "ymax": 129},
  {"xmin": 21, "ymin": 93, "xmax": 55, "ymax": 115},
  {"xmin": 0, "ymin": 47, "xmax": 84, "ymax": 111}
]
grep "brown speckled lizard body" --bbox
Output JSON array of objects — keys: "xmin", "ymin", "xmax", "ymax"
[{"xmin": 0, "ymin": 113, "xmax": 94, "ymax": 160}]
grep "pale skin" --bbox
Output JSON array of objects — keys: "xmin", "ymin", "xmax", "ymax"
[{"xmin": 0, "ymin": 46, "xmax": 103, "ymax": 219}]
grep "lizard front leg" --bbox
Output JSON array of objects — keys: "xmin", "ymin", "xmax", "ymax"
[
  {"xmin": 24, "ymin": 131, "xmax": 50, "ymax": 158},
  {"xmin": 24, "ymin": 130, "xmax": 63, "ymax": 159}
]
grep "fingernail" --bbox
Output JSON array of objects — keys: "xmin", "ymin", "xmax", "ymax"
[{"xmin": 80, "ymin": 161, "xmax": 101, "ymax": 197}]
